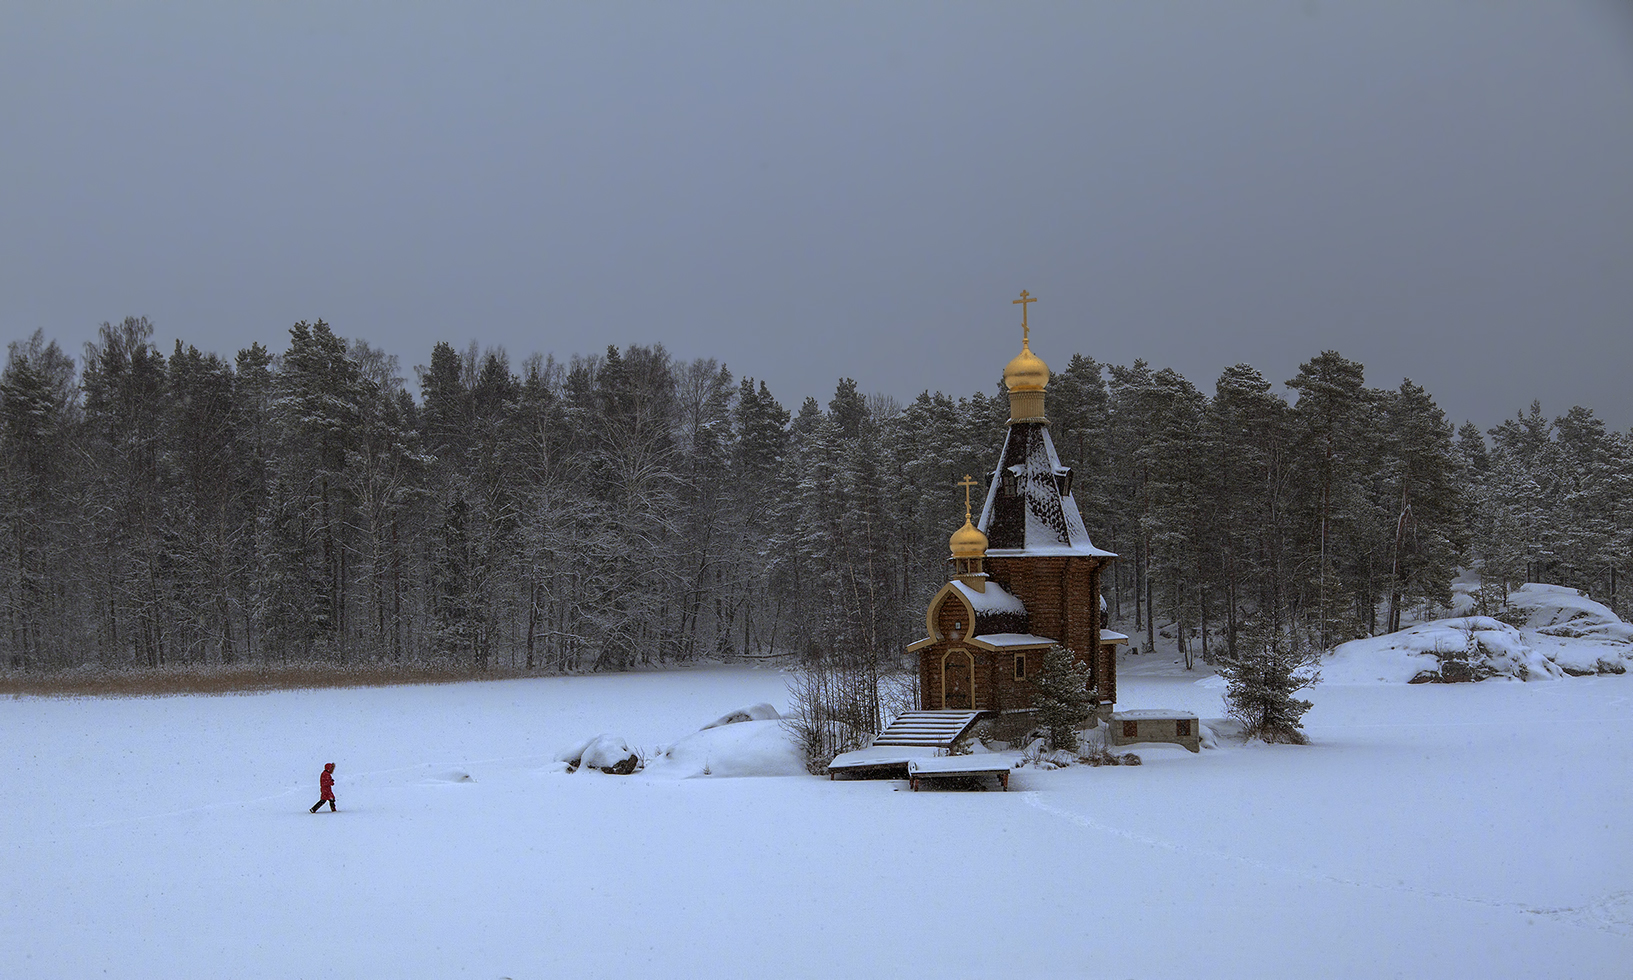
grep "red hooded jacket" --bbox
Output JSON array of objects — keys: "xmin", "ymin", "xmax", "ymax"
[{"xmin": 319, "ymin": 763, "xmax": 335, "ymax": 800}]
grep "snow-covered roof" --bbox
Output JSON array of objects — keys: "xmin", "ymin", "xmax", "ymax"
[
  {"xmin": 978, "ymin": 421, "xmax": 1117, "ymax": 558},
  {"xmin": 969, "ymin": 633, "xmax": 1057, "ymax": 650},
  {"xmin": 1100, "ymin": 630, "xmax": 1129, "ymax": 644},
  {"xmin": 948, "ymin": 579, "xmax": 1026, "ymax": 617},
  {"xmin": 1112, "ymin": 708, "xmax": 1199, "ymax": 720}
]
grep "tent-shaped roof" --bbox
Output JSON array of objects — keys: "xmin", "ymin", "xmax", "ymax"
[{"xmin": 978, "ymin": 421, "xmax": 1116, "ymax": 558}]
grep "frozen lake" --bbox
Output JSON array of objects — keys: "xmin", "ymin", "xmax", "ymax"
[{"xmin": 4, "ymin": 663, "xmax": 1630, "ymax": 979}]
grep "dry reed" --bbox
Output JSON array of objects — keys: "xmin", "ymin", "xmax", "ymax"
[{"xmin": 0, "ymin": 663, "xmax": 543, "ymax": 699}]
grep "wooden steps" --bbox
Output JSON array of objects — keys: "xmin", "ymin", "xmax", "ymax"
[{"xmin": 871, "ymin": 710, "xmax": 983, "ymax": 749}]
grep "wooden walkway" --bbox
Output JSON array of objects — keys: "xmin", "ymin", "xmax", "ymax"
[{"xmin": 908, "ymin": 756, "xmax": 1011, "ymax": 791}]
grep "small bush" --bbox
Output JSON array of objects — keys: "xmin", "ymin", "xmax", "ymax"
[
  {"xmin": 971, "ymin": 710, "xmax": 1039, "ymax": 749},
  {"xmin": 1016, "ymin": 727, "xmax": 1141, "ymax": 768}
]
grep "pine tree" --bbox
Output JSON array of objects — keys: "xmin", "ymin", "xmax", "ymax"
[
  {"xmin": 1379, "ymin": 380, "xmax": 1465, "ymax": 632},
  {"xmin": 81, "ymin": 317, "xmax": 171, "ymax": 667},
  {"xmin": 1287, "ymin": 351, "xmax": 1381, "ymax": 647},
  {"xmin": 165, "ymin": 341, "xmax": 242, "ymax": 664},
  {"xmin": 1552, "ymin": 407, "xmax": 1621, "ymax": 600},
  {"xmin": 348, "ymin": 344, "xmax": 428, "ymax": 664},
  {"xmin": 1032, "ymin": 644, "xmax": 1095, "ymax": 751},
  {"xmin": 430, "ymin": 495, "xmax": 476, "ymax": 664},
  {"xmin": 1217, "ymin": 624, "xmax": 1319, "ymax": 744},
  {"xmin": 1107, "ymin": 360, "xmax": 1158, "ymax": 648},
  {"xmin": 1205, "ymin": 364, "xmax": 1295, "ymax": 655},
  {"xmin": 1137, "ymin": 368, "xmax": 1208, "ymax": 667},
  {"xmin": 272, "ymin": 320, "xmax": 371, "ymax": 662},
  {"xmin": 0, "ymin": 331, "xmax": 81, "ymax": 668}
]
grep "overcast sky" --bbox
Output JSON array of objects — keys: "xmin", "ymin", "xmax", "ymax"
[{"xmin": 4, "ymin": 2, "xmax": 1631, "ymax": 431}]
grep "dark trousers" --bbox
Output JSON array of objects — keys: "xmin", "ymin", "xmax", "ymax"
[{"xmin": 310, "ymin": 797, "xmax": 336, "ymax": 813}]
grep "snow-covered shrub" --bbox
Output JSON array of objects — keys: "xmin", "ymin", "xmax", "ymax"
[
  {"xmin": 1017, "ymin": 738, "xmax": 1078, "ymax": 770},
  {"xmin": 1072, "ymin": 724, "xmax": 1139, "ymax": 766},
  {"xmin": 1014, "ymin": 728, "xmax": 1139, "ymax": 768},
  {"xmin": 1217, "ymin": 627, "xmax": 1319, "ymax": 744},
  {"xmin": 972, "ymin": 710, "xmax": 1040, "ymax": 750}
]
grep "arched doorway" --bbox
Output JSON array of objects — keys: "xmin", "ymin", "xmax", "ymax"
[{"xmin": 941, "ymin": 648, "xmax": 974, "ymax": 710}]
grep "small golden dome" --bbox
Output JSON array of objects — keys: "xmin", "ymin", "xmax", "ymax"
[
  {"xmin": 950, "ymin": 517, "xmax": 988, "ymax": 559},
  {"xmin": 1003, "ymin": 341, "xmax": 1050, "ymax": 393}
]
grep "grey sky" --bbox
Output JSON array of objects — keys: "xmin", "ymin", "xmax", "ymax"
[{"xmin": 4, "ymin": 2, "xmax": 1631, "ymax": 430}]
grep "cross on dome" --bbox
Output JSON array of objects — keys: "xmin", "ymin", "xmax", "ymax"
[
  {"xmin": 958, "ymin": 474, "xmax": 979, "ymax": 523},
  {"xmin": 1002, "ymin": 290, "xmax": 1049, "ymax": 399},
  {"xmin": 949, "ymin": 474, "xmax": 989, "ymax": 562},
  {"xmin": 1012, "ymin": 290, "xmax": 1036, "ymax": 346}
]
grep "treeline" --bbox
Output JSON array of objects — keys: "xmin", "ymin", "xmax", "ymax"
[{"xmin": 1, "ymin": 317, "xmax": 1628, "ymax": 673}]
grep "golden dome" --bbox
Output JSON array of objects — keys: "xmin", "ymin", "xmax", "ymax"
[
  {"xmin": 1003, "ymin": 341, "xmax": 1049, "ymax": 393},
  {"xmin": 950, "ymin": 516, "xmax": 988, "ymax": 560}
]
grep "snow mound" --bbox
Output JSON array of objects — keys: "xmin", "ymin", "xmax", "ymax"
[
  {"xmin": 424, "ymin": 768, "xmax": 475, "ymax": 784},
  {"xmin": 1323, "ymin": 579, "xmax": 1633, "ymax": 683},
  {"xmin": 1506, "ymin": 584, "xmax": 1633, "ymax": 641},
  {"xmin": 699, "ymin": 702, "xmax": 781, "ymax": 730},
  {"xmin": 1502, "ymin": 584, "xmax": 1633, "ymax": 675},
  {"xmin": 644, "ymin": 719, "xmax": 806, "ymax": 778},
  {"xmin": 1326, "ymin": 617, "xmax": 1561, "ymax": 684},
  {"xmin": 556, "ymin": 734, "xmax": 641, "ymax": 774}
]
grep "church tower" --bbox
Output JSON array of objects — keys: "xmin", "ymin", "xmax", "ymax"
[{"xmin": 909, "ymin": 292, "xmax": 1119, "ymax": 714}]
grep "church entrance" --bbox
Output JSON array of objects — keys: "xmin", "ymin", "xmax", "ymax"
[{"xmin": 942, "ymin": 649, "xmax": 974, "ymax": 709}]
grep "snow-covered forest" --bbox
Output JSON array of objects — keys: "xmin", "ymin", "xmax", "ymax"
[{"xmin": 2, "ymin": 316, "xmax": 1629, "ymax": 673}]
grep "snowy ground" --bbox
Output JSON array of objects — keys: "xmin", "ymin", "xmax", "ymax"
[{"xmin": 4, "ymin": 661, "xmax": 1632, "ymax": 979}]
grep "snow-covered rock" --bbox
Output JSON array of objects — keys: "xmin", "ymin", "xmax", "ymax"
[
  {"xmin": 644, "ymin": 719, "xmax": 806, "ymax": 778},
  {"xmin": 1503, "ymin": 584, "xmax": 1633, "ymax": 675},
  {"xmin": 556, "ymin": 733, "xmax": 641, "ymax": 774},
  {"xmin": 1325, "ymin": 617, "xmax": 1561, "ymax": 684},
  {"xmin": 1504, "ymin": 583, "xmax": 1629, "ymax": 632},
  {"xmin": 698, "ymin": 702, "xmax": 780, "ymax": 730},
  {"xmin": 1325, "ymin": 583, "xmax": 1633, "ymax": 683}
]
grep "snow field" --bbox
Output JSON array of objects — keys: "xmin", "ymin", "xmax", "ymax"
[{"xmin": 4, "ymin": 664, "xmax": 1631, "ymax": 979}]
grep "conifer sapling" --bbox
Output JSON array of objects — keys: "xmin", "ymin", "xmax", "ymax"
[{"xmin": 1032, "ymin": 644, "xmax": 1095, "ymax": 751}]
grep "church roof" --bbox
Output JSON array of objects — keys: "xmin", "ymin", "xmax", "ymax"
[
  {"xmin": 948, "ymin": 579, "xmax": 1025, "ymax": 617},
  {"xmin": 967, "ymin": 633, "xmax": 1057, "ymax": 650},
  {"xmin": 919, "ymin": 579, "xmax": 1030, "ymax": 646},
  {"xmin": 978, "ymin": 421, "xmax": 1116, "ymax": 558}
]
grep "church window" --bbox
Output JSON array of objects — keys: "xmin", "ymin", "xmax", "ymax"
[
  {"xmin": 1000, "ymin": 468, "xmax": 1020, "ymax": 497},
  {"xmin": 1013, "ymin": 654, "xmax": 1026, "ymax": 680},
  {"xmin": 1054, "ymin": 467, "xmax": 1073, "ymax": 498}
]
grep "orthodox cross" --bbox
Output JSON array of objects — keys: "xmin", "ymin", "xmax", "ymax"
[
  {"xmin": 958, "ymin": 474, "xmax": 979, "ymax": 522},
  {"xmin": 1012, "ymin": 290, "xmax": 1036, "ymax": 345}
]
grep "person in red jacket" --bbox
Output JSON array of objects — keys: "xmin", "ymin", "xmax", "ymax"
[{"xmin": 309, "ymin": 762, "xmax": 336, "ymax": 813}]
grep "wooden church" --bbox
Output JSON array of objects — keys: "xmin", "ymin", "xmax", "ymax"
[{"xmin": 907, "ymin": 292, "xmax": 1123, "ymax": 715}]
